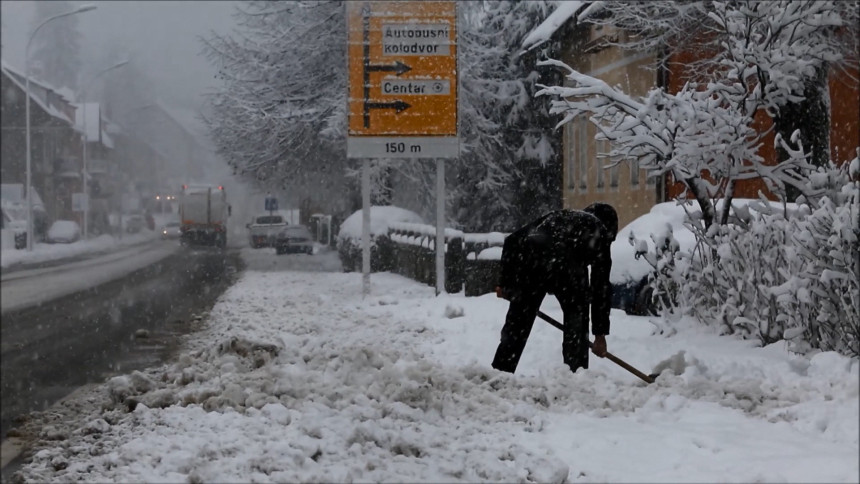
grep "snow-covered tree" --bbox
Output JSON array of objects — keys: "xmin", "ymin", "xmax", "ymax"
[
  {"xmin": 536, "ymin": 1, "xmax": 858, "ymax": 227},
  {"xmin": 202, "ymin": 1, "xmax": 347, "ymax": 192},
  {"xmin": 456, "ymin": 0, "xmax": 561, "ymax": 231},
  {"xmin": 203, "ymin": 1, "xmax": 566, "ymax": 226},
  {"xmin": 29, "ymin": 0, "xmax": 83, "ymax": 91},
  {"xmin": 533, "ymin": 1, "xmax": 858, "ymax": 354},
  {"xmin": 594, "ymin": 1, "xmax": 858, "ymax": 169}
]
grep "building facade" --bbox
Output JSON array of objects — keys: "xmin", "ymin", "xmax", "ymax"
[
  {"xmin": 528, "ymin": 4, "xmax": 859, "ymax": 228},
  {"xmin": 1, "ymin": 61, "xmax": 82, "ymax": 223}
]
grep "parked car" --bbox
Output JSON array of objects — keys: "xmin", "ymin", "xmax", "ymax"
[
  {"xmin": 161, "ymin": 221, "xmax": 181, "ymax": 240},
  {"xmin": 336, "ymin": 206, "xmax": 425, "ymax": 272},
  {"xmin": 610, "ymin": 198, "xmax": 790, "ymax": 315},
  {"xmin": 46, "ymin": 220, "xmax": 81, "ymax": 244},
  {"xmin": 275, "ymin": 225, "xmax": 314, "ymax": 255},
  {"xmin": 124, "ymin": 214, "xmax": 145, "ymax": 233}
]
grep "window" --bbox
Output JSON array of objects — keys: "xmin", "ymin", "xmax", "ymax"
[
  {"xmin": 256, "ymin": 215, "xmax": 284, "ymax": 224},
  {"xmin": 595, "ymin": 138, "xmax": 604, "ymax": 192},
  {"xmin": 578, "ymin": 117, "xmax": 588, "ymax": 191},
  {"xmin": 646, "ymin": 165, "xmax": 658, "ymax": 186},
  {"xmin": 630, "ymin": 158, "xmax": 640, "ymax": 188},
  {"xmin": 604, "ymin": 140, "xmax": 619, "ymax": 189},
  {"xmin": 565, "ymin": 123, "xmax": 576, "ymax": 189}
]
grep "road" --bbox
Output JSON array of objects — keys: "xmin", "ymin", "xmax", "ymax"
[
  {"xmin": 1, "ymin": 242, "xmax": 179, "ymax": 314},
  {"xmin": 0, "ymin": 243, "xmax": 242, "ymax": 442}
]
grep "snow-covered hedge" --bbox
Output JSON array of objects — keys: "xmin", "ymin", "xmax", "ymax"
[{"xmin": 649, "ymin": 164, "xmax": 859, "ymax": 357}]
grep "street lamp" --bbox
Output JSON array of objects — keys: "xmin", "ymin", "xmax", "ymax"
[
  {"xmin": 25, "ymin": 3, "xmax": 97, "ymax": 250},
  {"xmin": 79, "ymin": 59, "xmax": 129, "ymax": 239}
]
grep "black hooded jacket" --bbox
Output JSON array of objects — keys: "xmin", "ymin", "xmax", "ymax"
[{"xmin": 498, "ymin": 209, "xmax": 614, "ymax": 335}]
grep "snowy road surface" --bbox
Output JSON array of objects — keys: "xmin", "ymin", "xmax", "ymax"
[
  {"xmin": 10, "ymin": 248, "xmax": 859, "ymax": 483},
  {"xmin": 1, "ymin": 241, "xmax": 179, "ymax": 314},
  {"xmin": 1, "ymin": 248, "xmax": 240, "ymax": 447}
]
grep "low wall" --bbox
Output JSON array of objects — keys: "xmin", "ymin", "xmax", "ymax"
[{"xmin": 389, "ymin": 224, "xmax": 507, "ymax": 296}]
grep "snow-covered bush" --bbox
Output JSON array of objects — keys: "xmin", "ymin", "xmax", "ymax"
[
  {"xmin": 627, "ymin": 218, "xmax": 690, "ymax": 318},
  {"xmin": 778, "ymin": 183, "xmax": 859, "ymax": 356},
  {"xmin": 680, "ymin": 202, "xmax": 800, "ymax": 343},
  {"xmin": 666, "ymin": 164, "xmax": 859, "ymax": 356}
]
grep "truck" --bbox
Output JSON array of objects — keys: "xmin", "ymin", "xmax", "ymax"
[{"xmin": 179, "ymin": 184, "xmax": 230, "ymax": 248}]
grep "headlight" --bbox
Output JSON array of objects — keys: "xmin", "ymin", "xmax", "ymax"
[{"xmin": 163, "ymin": 230, "xmax": 168, "ymax": 235}]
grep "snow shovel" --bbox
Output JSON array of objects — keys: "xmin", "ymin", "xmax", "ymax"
[{"xmin": 536, "ymin": 310, "xmax": 655, "ymax": 384}]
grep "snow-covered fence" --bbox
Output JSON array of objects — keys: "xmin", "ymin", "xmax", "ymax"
[
  {"xmin": 463, "ymin": 232, "xmax": 508, "ymax": 297},
  {"xmin": 388, "ymin": 223, "xmax": 465, "ymax": 293},
  {"xmin": 387, "ymin": 224, "xmax": 510, "ymax": 295}
]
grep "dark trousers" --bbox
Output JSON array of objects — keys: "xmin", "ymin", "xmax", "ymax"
[{"xmin": 491, "ymin": 286, "xmax": 590, "ymax": 374}]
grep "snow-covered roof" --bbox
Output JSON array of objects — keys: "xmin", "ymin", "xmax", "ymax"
[
  {"xmin": 521, "ymin": 1, "xmax": 605, "ymax": 51},
  {"xmin": 0, "ymin": 61, "xmax": 75, "ymax": 125},
  {"xmin": 55, "ymin": 86, "xmax": 77, "ymax": 104},
  {"xmin": 1, "ymin": 183, "xmax": 45, "ymax": 209}
]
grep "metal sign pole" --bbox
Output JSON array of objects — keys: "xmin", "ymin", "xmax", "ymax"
[
  {"xmin": 435, "ymin": 158, "xmax": 445, "ymax": 295},
  {"xmin": 362, "ymin": 158, "xmax": 371, "ymax": 296},
  {"xmin": 346, "ymin": 2, "xmax": 458, "ymax": 297}
]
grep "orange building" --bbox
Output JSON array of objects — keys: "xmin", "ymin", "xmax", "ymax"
[
  {"xmin": 664, "ymin": 42, "xmax": 860, "ymax": 201},
  {"xmin": 530, "ymin": 7, "xmax": 859, "ymax": 225}
]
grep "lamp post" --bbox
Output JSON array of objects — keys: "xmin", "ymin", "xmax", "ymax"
[
  {"xmin": 79, "ymin": 59, "xmax": 129, "ymax": 239},
  {"xmin": 25, "ymin": 3, "xmax": 97, "ymax": 251}
]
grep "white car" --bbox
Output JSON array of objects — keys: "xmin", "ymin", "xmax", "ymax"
[
  {"xmin": 46, "ymin": 220, "xmax": 81, "ymax": 244},
  {"xmin": 610, "ymin": 198, "xmax": 798, "ymax": 315},
  {"xmin": 161, "ymin": 221, "xmax": 181, "ymax": 240}
]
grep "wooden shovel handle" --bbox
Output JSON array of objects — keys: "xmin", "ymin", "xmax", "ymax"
[{"xmin": 536, "ymin": 310, "xmax": 654, "ymax": 384}]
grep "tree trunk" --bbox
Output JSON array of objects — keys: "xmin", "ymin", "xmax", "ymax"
[
  {"xmin": 371, "ymin": 166, "xmax": 393, "ymax": 205},
  {"xmin": 775, "ymin": 64, "xmax": 831, "ymax": 201}
]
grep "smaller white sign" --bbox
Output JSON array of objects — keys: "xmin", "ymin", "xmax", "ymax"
[
  {"xmin": 348, "ymin": 136, "xmax": 459, "ymax": 159},
  {"xmin": 72, "ymin": 192, "xmax": 89, "ymax": 212},
  {"xmin": 382, "ymin": 23, "xmax": 450, "ymax": 56}
]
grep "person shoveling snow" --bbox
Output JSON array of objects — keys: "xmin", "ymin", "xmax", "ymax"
[{"xmin": 491, "ymin": 203, "xmax": 619, "ymax": 374}]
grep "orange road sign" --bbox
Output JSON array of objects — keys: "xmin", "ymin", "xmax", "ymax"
[{"xmin": 347, "ymin": 1, "xmax": 457, "ymax": 138}]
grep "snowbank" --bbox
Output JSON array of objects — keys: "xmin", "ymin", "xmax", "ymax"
[
  {"xmin": 14, "ymin": 250, "xmax": 859, "ymax": 483},
  {"xmin": 1, "ymin": 231, "xmax": 159, "ymax": 269},
  {"xmin": 337, "ymin": 206, "xmax": 425, "ymax": 241}
]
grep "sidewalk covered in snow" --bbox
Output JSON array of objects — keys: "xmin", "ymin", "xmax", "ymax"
[{"xmin": 12, "ymin": 249, "xmax": 859, "ymax": 483}]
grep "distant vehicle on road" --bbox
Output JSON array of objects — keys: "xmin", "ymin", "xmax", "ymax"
[
  {"xmin": 124, "ymin": 214, "xmax": 145, "ymax": 234},
  {"xmin": 161, "ymin": 221, "xmax": 181, "ymax": 240},
  {"xmin": 247, "ymin": 213, "xmax": 287, "ymax": 248},
  {"xmin": 275, "ymin": 224, "xmax": 314, "ymax": 255},
  {"xmin": 179, "ymin": 184, "xmax": 231, "ymax": 248},
  {"xmin": 46, "ymin": 220, "xmax": 81, "ymax": 244}
]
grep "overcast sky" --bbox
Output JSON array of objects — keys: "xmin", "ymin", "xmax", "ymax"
[{"xmin": 1, "ymin": 0, "xmax": 239, "ymax": 112}]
